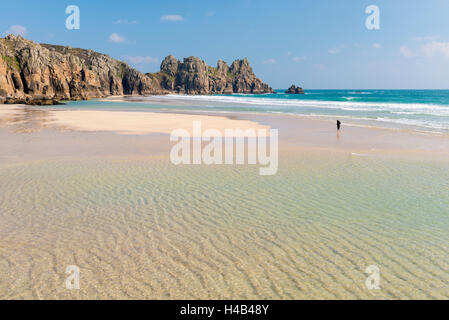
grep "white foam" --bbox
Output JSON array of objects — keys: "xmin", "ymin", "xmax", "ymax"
[
  {"xmin": 135, "ymin": 95, "xmax": 449, "ymax": 132},
  {"xmin": 155, "ymin": 94, "xmax": 449, "ymax": 116}
]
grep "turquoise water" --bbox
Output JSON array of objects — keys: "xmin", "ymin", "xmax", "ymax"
[{"xmin": 51, "ymin": 90, "xmax": 449, "ymax": 133}]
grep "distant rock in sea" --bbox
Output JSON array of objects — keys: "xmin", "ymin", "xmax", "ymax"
[
  {"xmin": 285, "ymin": 85, "xmax": 304, "ymax": 94},
  {"xmin": 0, "ymin": 35, "xmax": 273, "ymax": 105}
]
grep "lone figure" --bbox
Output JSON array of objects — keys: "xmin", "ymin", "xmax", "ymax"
[{"xmin": 337, "ymin": 120, "xmax": 341, "ymax": 132}]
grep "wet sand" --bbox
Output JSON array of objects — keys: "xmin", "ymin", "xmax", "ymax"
[
  {"xmin": 0, "ymin": 103, "xmax": 448, "ymax": 299},
  {"xmin": 1, "ymin": 103, "xmax": 449, "ymax": 159}
]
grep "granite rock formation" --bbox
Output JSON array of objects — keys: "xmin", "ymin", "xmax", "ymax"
[
  {"xmin": 0, "ymin": 35, "xmax": 273, "ymax": 105},
  {"xmin": 285, "ymin": 85, "xmax": 304, "ymax": 94},
  {"xmin": 0, "ymin": 35, "xmax": 160, "ymax": 104},
  {"xmin": 149, "ymin": 55, "xmax": 273, "ymax": 95}
]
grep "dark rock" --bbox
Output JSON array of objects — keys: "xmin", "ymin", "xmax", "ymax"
[{"xmin": 286, "ymin": 84, "xmax": 304, "ymax": 94}]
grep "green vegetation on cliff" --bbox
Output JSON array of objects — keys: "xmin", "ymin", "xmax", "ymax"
[{"xmin": 1, "ymin": 55, "xmax": 20, "ymax": 71}]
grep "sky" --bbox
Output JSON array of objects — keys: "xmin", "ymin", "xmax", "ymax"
[{"xmin": 2, "ymin": 0, "xmax": 449, "ymax": 89}]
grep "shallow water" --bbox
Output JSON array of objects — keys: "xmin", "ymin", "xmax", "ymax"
[
  {"xmin": 1, "ymin": 152, "xmax": 448, "ymax": 299},
  {"xmin": 46, "ymin": 90, "xmax": 449, "ymax": 133}
]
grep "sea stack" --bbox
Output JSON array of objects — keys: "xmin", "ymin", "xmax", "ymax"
[{"xmin": 285, "ymin": 85, "xmax": 304, "ymax": 94}]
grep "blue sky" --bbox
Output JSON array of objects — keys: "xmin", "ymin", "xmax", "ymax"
[{"xmin": 2, "ymin": 0, "xmax": 449, "ymax": 89}]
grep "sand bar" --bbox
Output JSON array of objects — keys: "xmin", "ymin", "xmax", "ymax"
[
  {"xmin": 1, "ymin": 104, "xmax": 270, "ymax": 136},
  {"xmin": 51, "ymin": 110, "xmax": 271, "ymax": 136}
]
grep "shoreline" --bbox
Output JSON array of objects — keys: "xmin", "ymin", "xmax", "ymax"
[
  {"xmin": 98, "ymin": 94, "xmax": 449, "ymax": 135},
  {"xmin": 1, "ymin": 102, "xmax": 449, "ymax": 162}
]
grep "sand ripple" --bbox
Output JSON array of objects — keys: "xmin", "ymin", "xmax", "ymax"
[{"xmin": 0, "ymin": 153, "xmax": 448, "ymax": 299}]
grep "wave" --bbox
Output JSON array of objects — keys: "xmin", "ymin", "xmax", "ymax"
[
  {"xmin": 156, "ymin": 94, "xmax": 449, "ymax": 117},
  {"xmin": 370, "ymin": 117, "xmax": 449, "ymax": 130},
  {"xmin": 266, "ymin": 112, "xmax": 449, "ymax": 131},
  {"xmin": 133, "ymin": 94, "xmax": 449, "ymax": 132},
  {"xmin": 347, "ymin": 91, "xmax": 373, "ymax": 94}
]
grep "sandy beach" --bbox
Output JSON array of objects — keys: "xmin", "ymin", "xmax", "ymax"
[
  {"xmin": 3, "ymin": 0, "xmax": 449, "ymax": 305},
  {"xmin": 52, "ymin": 110, "xmax": 271, "ymax": 136},
  {"xmin": 0, "ymin": 104, "xmax": 270, "ymax": 136},
  {"xmin": 1, "ymin": 103, "xmax": 449, "ymax": 159},
  {"xmin": 0, "ymin": 102, "xmax": 448, "ymax": 300}
]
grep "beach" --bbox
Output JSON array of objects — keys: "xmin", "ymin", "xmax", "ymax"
[
  {"xmin": 0, "ymin": 100, "xmax": 448, "ymax": 299},
  {"xmin": 2, "ymin": 0, "xmax": 449, "ymax": 305}
]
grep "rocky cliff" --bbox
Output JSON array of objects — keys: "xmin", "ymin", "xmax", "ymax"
[
  {"xmin": 0, "ymin": 35, "xmax": 160, "ymax": 104},
  {"xmin": 149, "ymin": 55, "xmax": 273, "ymax": 95},
  {"xmin": 0, "ymin": 35, "xmax": 273, "ymax": 105}
]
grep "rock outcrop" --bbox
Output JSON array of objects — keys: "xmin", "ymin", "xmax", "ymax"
[
  {"xmin": 285, "ymin": 85, "xmax": 304, "ymax": 94},
  {"xmin": 148, "ymin": 56, "xmax": 273, "ymax": 95},
  {"xmin": 0, "ymin": 35, "xmax": 273, "ymax": 105},
  {"xmin": 0, "ymin": 34, "xmax": 161, "ymax": 104}
]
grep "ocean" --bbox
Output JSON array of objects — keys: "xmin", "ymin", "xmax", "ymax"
[{"xmin": 54, "ymin": 90, "xmax": 449, "ymax": 134}]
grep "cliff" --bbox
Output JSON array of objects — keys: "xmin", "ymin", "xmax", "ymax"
[
  {"xmin": 0, "ymin": 35, "xmax": 273, "ymax": 105},
  {"xmin": 0, "ymin": 34, "xmax": 159, "ymax": 104},
  {"xmin": 149, "ymin": 55, "xmax": 273, "ymax": 95}
]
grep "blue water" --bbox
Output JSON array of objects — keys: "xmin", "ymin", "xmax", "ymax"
[{"xmin": 56, "ymin": 90, "xmax": 449, "ymax": 133}]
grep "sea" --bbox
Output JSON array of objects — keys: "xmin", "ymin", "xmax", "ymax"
[{"xmin": 56, "ymin": 90, "xmax": 449, "ymax": 134}]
